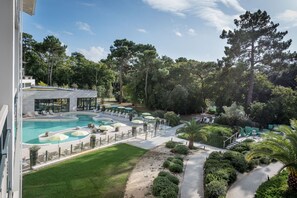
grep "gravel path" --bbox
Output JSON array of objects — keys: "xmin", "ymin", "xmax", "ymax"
[{"xmin": 226, "ymin": 162, "xmax": 283, "ymax": 198}]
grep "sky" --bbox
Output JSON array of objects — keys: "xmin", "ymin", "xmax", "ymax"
[{"xmin": 23, "ymin": 0, "xmax": 297, "ymax": 62}]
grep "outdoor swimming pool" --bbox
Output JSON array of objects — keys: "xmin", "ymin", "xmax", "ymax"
[{"xmin": 23, "ymin": 114, "xmax": 113, "ymax": 144}]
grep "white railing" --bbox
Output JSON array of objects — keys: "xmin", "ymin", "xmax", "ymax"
[{"xmin": 0, "ymin": 105, "xmax": 9, "ymax": 198}]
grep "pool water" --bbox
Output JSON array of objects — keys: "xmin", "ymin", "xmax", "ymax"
[{"xmin": 23, "ymin": 115, "xmax": 112, "ymax": 144}]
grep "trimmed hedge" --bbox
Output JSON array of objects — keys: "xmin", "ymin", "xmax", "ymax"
[
  {"xmin": 169, "ymin": 163, "xmax": 183, "ymax": 173},
  {"xmin": 204, "ymin": 151, "xmax": 238, "ymax": 198},
  {"xmin": 223, "ymin": 151, "xmax": 248, "ymax": 173},
  {"xmin": 163, "ymin": 160, "xmax": 171, "ymax": 168},
  {"xmin": 163, "ymin": 156, "xmax": 184, "ymax": 174},
  {"xmin": 256, "ymin": 171, "xmax": 296, "ymax": 198},
  {"xmin": 158, "ymin": 171, "xmax": 180, "ymax": 185},
  {"xmin": 166, "ymin": 141, "xmax": 179, "ymax": 149},
  {"xmin": 205, "ymin": 180, "xmax": 227, "ymax": 198},
  {"xmin": 152, "ymin": 176, "xmax": 178, "ymax": 197},
  {"xmin": 171, "ymin": 144, "xmax": 189, "ymax": 155}
]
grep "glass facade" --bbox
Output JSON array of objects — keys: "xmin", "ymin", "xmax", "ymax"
[
  {"xmin": 35, "ymin": 98, "xmax": 70, "ymax": 113},
  {"xmin": 77, "ymin": 98, "xmax": 97, "ymax": 111}
]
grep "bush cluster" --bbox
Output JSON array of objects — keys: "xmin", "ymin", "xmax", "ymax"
[
  {"xmin": 230, "ymin": 139, "xmax": 254, "ymax": 153},
  {"xmin": 164, "ymin": 111, "xmax": 180, "ymax": 127},
  {"xmin": 204, "ymin": 151, "xmax": 239, "ymax": 198},
  {"xmin": 152, "ymin": 110, "xmax": 166, "ymax": 118},
  {"xmin": 256, "ymin": 171, "xmax": 295, "ymax": 198},
  {"xmin": 158, "ymin": 171, "xmax": 179, "ymax": 185},
  {"xmin": 152, "ymin": 172, "xmax": 179, "ymax": 198},
  {"xmin": 171, "ymin": 144, "xmax": 189, "ymax": 155},
  {"xmin": 165, "ymin": 141, "xmax": 179, "ymax": 149},
  {"xmin": 163, "ymin": 156, "xmax": 184, "ymax": 174},
  {"xmin": 223, "ymin": 151, "xmax": 248, "ymax": 173}
]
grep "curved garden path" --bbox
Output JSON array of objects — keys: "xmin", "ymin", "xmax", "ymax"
[{"xmin": 226, "ymin": 162, "xmax": 283, "ymax": 198}]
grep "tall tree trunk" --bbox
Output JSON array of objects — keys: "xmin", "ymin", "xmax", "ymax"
[
  {"xmin": 188, "ymin": 138, "xmax": 194, "ymax": 149},
  {"xmin": 247, "ymin": 41, "xmax": 255, "ymax": 106},
  {"xmin": 119, "ymin": 63, "xmax": 123, "ymax": 104},
  {"xmin": 47, "ymin": 60, "xmax": 51, "ymax": 85},
  {"xmin": 50, "ymin": 61, "xmax": 53, "ymax": 86},
  {"xmin": 145, "ymin": 68, "xmax": 148, "ymax": 105}
]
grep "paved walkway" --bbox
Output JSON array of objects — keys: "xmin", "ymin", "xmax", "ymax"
[
  {"xmin": 180, "ymin": 144, "xmax": 224, "ymax": 198},
  {"xmin": 226, "ymin": 162, "xmax": 283, "ymax": 198}
]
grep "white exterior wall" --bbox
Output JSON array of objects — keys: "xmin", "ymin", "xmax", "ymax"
[
  {"xmin": 22, "ymin": 89, "xmax": 97, "ymax": 114},
  {"xmin": 0, "ymin": 0, "xmax": 22, "ymax": 197}
]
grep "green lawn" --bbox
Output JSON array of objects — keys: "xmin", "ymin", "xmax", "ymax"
[{"xmin": 23, "ymin": 144, "xmax": 147, "ymax": 198}]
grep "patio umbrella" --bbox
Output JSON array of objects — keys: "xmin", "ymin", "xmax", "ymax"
[
  {"xmin": 71, "ymin": 130, "xmax": 89, "ymax": 136},
  {"xmin": 131, "ymin": 120, "xmax": 144, "ymax": 124},
  {"xmin": 144, "ymin": 116, "xmax": 155, "ymax": 120},
  {"xmin": 117, "ymin": 106, "xmax": 125, "ymax": 109},
  {"xmin": 99, "ymin": 125, "xmax": 114, "ymax": 131},
  {"xmin": 49, "ymin": 134, "xmax": 69, "ymax": 141},
  {"xmin": 142, "ymin": 112, "xmax": 151, "ymax": 116},
  {"xmin": 112, "ymin": 122, "xmax": 127, "ymax": 127}
]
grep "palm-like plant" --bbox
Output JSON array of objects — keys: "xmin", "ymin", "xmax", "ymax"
[
  {"xmin": 176, "ymin": 119, "xmax": 207, "ymax": 149},
  {"xmin": 246, "ymin": 119, "xmax": 297, "ymax": 191}
]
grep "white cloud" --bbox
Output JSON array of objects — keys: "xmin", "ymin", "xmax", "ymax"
[
  {"xmin": 143, "ymin": 0, "xmax": 190, "ymax": 17},
  {"xmin": 79, "ymin": 2, "xmax": 96, "ymax": 7},
  {"xmin": 137, "ymin": 28, "xmax": 147, "ymax": 33},
  {"xmin": 188, "ymin": 28, "xmax": 196, "ymax": 35},
  {"xmin": 219, "ymin": 0, "xmax": 245, "ymax": 13},
  {"xmin": 76, "ymin": 21, "xmax": 95, "ymax": 35},
  {"xmin": 276, "ymin": 9, "xmax": 297, "ymax": 28},
  {"xmin": 143, "ymin": 0, "xmax": 246, "ymax": 31},
  {"xmin": 63, "ymin": 31, "xmax": 73, "ymax": 35},
  {"xmin": 175, "ymin": 31, "xmax": 183, "ymax": 37},
  {"xmin": 78, "ymin": 46, "xmax": 106, "ymax": 62},
  {"xmin": 33, "ymin": 23, "xmax": 43, "ymax": 30}
]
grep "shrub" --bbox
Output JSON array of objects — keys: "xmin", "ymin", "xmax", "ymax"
[
  {"xmin": 208, "ymin": 151, "xmax": 223, "ymax": 160},
  {"xmin": 256, "ymin": 171, "xmax": 293, "ymax": 198},
  {"xmin": 158, "ymin": 171, "xmax": 180, "ymax": 185},
  {"xmin": 163, "ymin": 160, "xmax": 171, "ymax": 168},
  {"xmin": 165, "ymin": 141, "xmax": 178, "ymax": 149},
  {"xmin": 167, "ymin": 157, "xmax": 174, "ymax": 161},
  {"xmin": 172, "ymin": 159, "xmax": 183, "ymax": 166},
  {"xmin": 152, "ymin": 110, "xmax": 166, "ymax": 118},
  {"xmin": 160, "ymin": 188, "xmax": 178, "ymax": 198},
  {"xmin": 171, "ymin": 144, "xmax": 189, "ymax": 155},
  {"xmin": 205, "ymin": 179, "xmax": 227, "ymax": 198},
  {"xmin": 247, "ymin": 159, "xmax": 258, "ymax": 171},
  {"xmin": 29, "ymin": 145, "xmax": 41, "ymax": 168},
  {"xmin": 223, "ymin": 151, "xmax": 248, "ymax": 173},
  {"xmin": 152, "ymin": 176, "xmax": 178, "ymax": 196},
  {"xmin": 164, "ymin": 111, "xmax": 180, "ymax": 127},
  {"xmin": 219, "ymin": 168, "xmax": 237, "ymax": 185},
  {"xmin": 169, "ymin": 163, "xmax": 183, "ymax": 173},
  {"xmin": 174, "ymin": 155, "xmax": 184, "ymax": 161},
  {"xmin": 205, "ymin": 174, "xmax": 218, "ymax": 184},
  {"xmin": 260, "ymin": 156, "xmax": 271, "ymax": 165}
]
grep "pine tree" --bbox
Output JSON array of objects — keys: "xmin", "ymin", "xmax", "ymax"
[{"xmin": 220, "ymin": 10, "xmax": 292, "ymax": 106}]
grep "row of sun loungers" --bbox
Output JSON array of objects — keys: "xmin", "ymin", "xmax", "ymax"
[{"xmin": 103, "ymin": 110, "xmax": 129, "ymax": 118}]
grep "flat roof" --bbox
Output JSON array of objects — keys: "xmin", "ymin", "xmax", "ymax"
[{"xmin": 23, "ymin": 86, "xmax": 97, "ymax": 93}]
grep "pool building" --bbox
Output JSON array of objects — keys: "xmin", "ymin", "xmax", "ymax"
[{"xmin": 23, "ymin": 86, "xmax": 98, "ymax": 114}]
